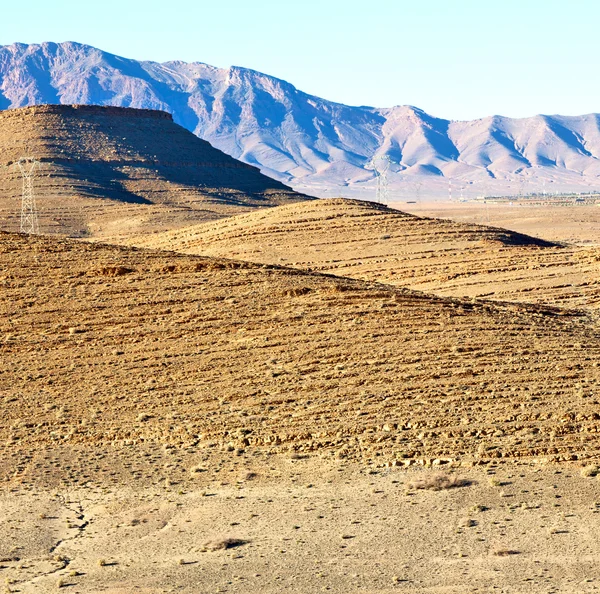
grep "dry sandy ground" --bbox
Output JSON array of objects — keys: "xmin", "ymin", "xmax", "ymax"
[
  {"xmin": 2, "ymin": 462, "xmax": 600, "ymax": 593},
  {"xmin": 395, "ymin": 201, "xmax": 600, "ymax": 246},
  {"xmin": 3, "ymin": 107, "xmax": 600, "ymax": 592}
]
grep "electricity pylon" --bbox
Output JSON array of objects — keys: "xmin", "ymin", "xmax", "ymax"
[
  {"xmin": 368, "ymin": 155, "xmax": 391, "ymax": 204},
  {"xmin": 16, "ymin": 158, "xmax": 40, "ymax": 234}
]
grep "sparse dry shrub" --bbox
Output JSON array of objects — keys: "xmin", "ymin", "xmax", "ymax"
[
  {"xmin": 202, "ymin": 538, "xmax": 248, "ymax": 552},
  {"xmin": 283, "ymin": 287, "xmax": 312, "ymax": 297},
  {"xmin": 53, "ymin": 554, "xmax": 69, "ymax": 565},
  {"xmin": 581, "ymin": 464, "xmax": 599, "ymax": 478},
  {"xmin": 408, "ymin": 472, "xmax": 471, "ymax": 491},
  {"xmin": 327, "ymin": 283, "xmax": 352, "ymax": 293},
  {"xmin": 95, "ymin": 265, "xmax": 135, "ymax": 277}
]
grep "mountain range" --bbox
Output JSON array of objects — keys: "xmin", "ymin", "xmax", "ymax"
[{"xmin": 1, "ymin": 41, "xmax": 600, "ymax": 199}]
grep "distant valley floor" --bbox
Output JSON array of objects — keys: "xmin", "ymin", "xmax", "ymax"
[{"xmin": 396, "ymin": 201, "xmax": 600, "ymax": 246}]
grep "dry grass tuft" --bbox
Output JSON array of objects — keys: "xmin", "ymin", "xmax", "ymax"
[
  {"xmin": 283, "ymin": 287, "xmax": 312, "ymax": 297},
  {"xmin": 202, "ymin": 538, "xmax": 248, "ymax": 552},
  {"xmin": 408, "ymin": 472, "xmax": 471, "ymax": 491},
  {"xmin": 493, "ymin": 549, "xmax": 520, "ymax": 556},
  {"xmin": 581, "ymin": 464, "xmax": 599, "ymax": 478}
]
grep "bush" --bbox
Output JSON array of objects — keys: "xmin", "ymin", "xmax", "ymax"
[
  {"xmin": 202, "ymin": 538, "xmax": 248, "ymax": 552},
  {"xmin": 581, "ymin": 464, "xmax": 599, "ymax": 478},
  {"xmin": 408, "ymin": 472, "xmax": 471, "ymax": 491}
]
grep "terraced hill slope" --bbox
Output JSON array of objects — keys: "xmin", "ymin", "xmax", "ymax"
[
  {"xmin": 125, "ymin": 198, "xmax": 600, "ymax": 309},
  {"xmin": 0, "ymin": 104, "xmax": 307, "ymax": 238},
  {"xmin": 2, "ymin": 230, "xmax": 600, "ymax": 491}
]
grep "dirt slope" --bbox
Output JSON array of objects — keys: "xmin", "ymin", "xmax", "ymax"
[
  {"xmin": 123, "ymin": 198, "xmax": 600, "ymax": 309},
  {"xmin": 2, "ymin": 230, "xmax": 600, "ymax": 492},
  {"xmin": 0, "ymin": 105, "xmax": 309, "ymax": 238}
]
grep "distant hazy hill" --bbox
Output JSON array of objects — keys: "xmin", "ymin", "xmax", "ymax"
[{"xmin": 2, "ymin": 41, "xmax": 600, "ymax": 197}]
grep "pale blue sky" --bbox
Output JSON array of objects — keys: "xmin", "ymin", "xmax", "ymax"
[{"xmin": 1, "ymin": 0, "xmax": 598, "ymax": 120}]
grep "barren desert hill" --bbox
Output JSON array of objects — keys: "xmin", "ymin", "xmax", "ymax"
[
  {"xmin": 2, "ymin": 229, "xmax": 600, "ymax": 490},
  {"xmin": 0, "ymin": 104, "xmax": 308, "ymax": 238},
  {"xmin": 123, "ymin": 198, "xmax": 600, "ymax": 309}
]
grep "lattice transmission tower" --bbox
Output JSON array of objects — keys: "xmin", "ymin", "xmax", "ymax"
[
  {"xmin": 368, "ymin": 155, "xmax": 392, "ymax": 204},
  {"xmin": 16, "ymin": 157, "xmax": 40, "ymax": 234}
]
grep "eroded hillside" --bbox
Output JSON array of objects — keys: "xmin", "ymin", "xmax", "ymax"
[
  {"xmin": 1, "ymin": 231, "xmax": 600, "ymax": 490},
  {"xmin": 124, "ymin": 198, "xmax": 600, "ymax": 309},
  {"xmin": 0, "ymin": 105, "xmax": 307, "ymax": 238}
]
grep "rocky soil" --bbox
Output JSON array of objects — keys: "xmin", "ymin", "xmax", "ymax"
[
  {"xmin": 122, "ymin": 198, "xmax": 600, "ymax": 310},
  {"xmin": 3, "ymin": 464, "xmax": 600, "ymax": 593},
  {"xmin": 2, "ymin": 230, "xmax": 600, "ymax": 487},
  {"xmin": 3, "ymin": 198, "xmax": 600, "ymax": 592}
]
